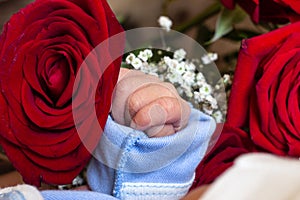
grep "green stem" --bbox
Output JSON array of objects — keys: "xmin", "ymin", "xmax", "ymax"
[{"xmin": 175, "ymin": 1, "xmax": 222, "ymax": 32}]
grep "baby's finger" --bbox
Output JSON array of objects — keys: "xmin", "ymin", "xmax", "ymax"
[
  {"xmin": 127, "ymin": 82, "xmax": 177, "ymax": 118},
  {"xmin": 130, "ymin": 96, "xmax": 189, "ymax": 131},
  {"xmin": 111, "ymin": 71, "xmax": 160, "ymax": 125}
]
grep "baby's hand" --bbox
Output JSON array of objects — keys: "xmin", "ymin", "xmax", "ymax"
[{"xmin": 111, "ymin": 68, "xmax": 191, "ymax": 137}]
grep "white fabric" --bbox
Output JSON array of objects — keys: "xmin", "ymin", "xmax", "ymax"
[
  {"xmin": 0, "ymin": 184, "xmax": 44, "ymax": 200},
  {"xmin": 201, "ymin": 153, "xmax": 300, "ymax": 200},
  {"xmin": 120, "ymin": 174, "xmax": 195, "ymax": 200}
]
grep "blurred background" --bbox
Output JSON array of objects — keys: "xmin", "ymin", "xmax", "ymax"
[{"xmin": 0, "ymin": 0, "xmax": 262, "ymax": 73}]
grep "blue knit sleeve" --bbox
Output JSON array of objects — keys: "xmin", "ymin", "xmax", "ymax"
[{"xmin": 88, "ymin": 107, "xmax": 216, "ymax": 200}]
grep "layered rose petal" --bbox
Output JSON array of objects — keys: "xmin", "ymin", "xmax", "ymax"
[
  {"xmin": 0, "ymin": 0, "xmax": 123, "ymax": 186},
  {"xmin": 191, "ymin": 124, "xmax": 258, "ymax": 188},
  {"xmin": 275, "ymin": 0, "xmax": 300, "ymax": 15},
  {"xmin": 193, "ymin": 9, "xmax": 300, "ymax": 189},
  {"xmin": 221, "ymin": 0, "xmax": 300, "ymax": 23},
  {"xmin": 227, "ymin": 22, "xmax": 300, "ymax": 157}
]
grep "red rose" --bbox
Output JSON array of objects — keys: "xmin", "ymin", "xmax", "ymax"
[
  {"xmin": 191, "ymin": 124, "xmax": 258, "ymax": 188},
  {"xmin": 193, "ymin": 21, "xmax": 300, "ymax": 187},
  {"xmin": 275, "ymin": 0, "xmax": 300, "ymax": 15},
  {"xmin": 221, "ymin": 0, "xmax": 300, "ymax": 23},
  {"xmin": 0, "ymin": 0, "xmax": 123, "ymax": 186},
  {"xmin": 227, "ymin": 21, "xmax": 300, "ymax": 157}
]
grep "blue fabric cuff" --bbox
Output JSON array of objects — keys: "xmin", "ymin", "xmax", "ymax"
[{"xmin": 88, "ymin": 107, "xmax": 216, "ymax": 199}]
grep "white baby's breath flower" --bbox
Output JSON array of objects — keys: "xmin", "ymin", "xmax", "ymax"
[
  {"xmin": 210, "ymin": 53, "xmax": 218, "ymax": 61},
  {"xmin": 195, "ymin": 72, "xmax": 207, "ymax": 87},
  {"xmin": 149, "ymin": 63, "xmax": 158, "ymax": 73},
  {"xmin": 138, "ymin": 52, "xmax": 149, "ymax": 62},
  {"xmin": 144, "ymin": 49, "xmax": 153, "ymax": 58},
  {"xmin": 138, "ymin": 63, "xmax": 159, "ymax": 77},
  {"xmin": 199, "ymin": 83, "xmax": 212, "ymax": 95},
  {"xmin": 185, "ymin": 62, "xmax": 196, "ymax": 71},
  {"xmin": 184, "ymin": 89, "xmax": 193, "ymax": 98},
  {"xmin": 194, "ymin": 91, "xmax": 207, "ymax": 103},
  {"xmin": 164, "ymin": 56, "xmax": 179, "ymax": 70},
  {"xmin": 201, "ymin": 52, "xmax": 218, "ymax": 65},
  {"xmin": 166, "ymin": 72, "xmax": 183, "ymax": 84},
  {"xmin": 205, "ymin": 95, "xmax": 218, "ymax": 109},
  {"xmin": 125, "ymin": 53, "xmax": 136, "ymax": 64},
  {"xmin": 173, "ymin": 48, "xmax": 186, "ymax": 61},
  {"xmin": 163, "ymin": 56, "xmax": 171, "ymax": 65},
  {"xmin": 175, "ymin": 62, "xmax": 186, "ymax": 75},
  {"xmin": 223, "ymin": 74, "xmax": 232, "ymax": 85},
  {"xmin": 223, "ymin": 74, "xmax": 230, "ymax": 82},
  {"xmin": 196, "ymin": 72, "xmax": 205, "ymax": 81},
  {"xmin": 157, "ymin": 61, "xmax": 167, "ymax": 73},
  {"xmin": 203, "ymin": 105, "xmax": 214, "ymax": 115},
  {"xmin": 140, "ymin": 63, "xmax": 149, "ymax": 74},
  {"xmin": 141, "ymin": 63, "xmax": 158, "ymax": 74},
  {"xmin": 138, "ymin": 49, "xmax": 153, "ymax": 62},
  {"xmin": 176, "ymin": 74, "xmax": 184, "ymax": 85},
  {"xmin": 158, "ymin": 16, "xmax": 173, "ymax": 32},
  {"xmin": 165, "ymin": 73, "xmax": 177, "ymax": 84},
  {"xmin": 194, "ymin": 91, "xmax": 200, "ymax": 102},
  {"xmin": 182, "ymin": 71, "xmax": 196, "ymax": 86},
  {"xmin": 213, "ymin": 111, "xmax": 223, "ymax": 123},
  {"xmin": 181, "ymin": 84, "xmax": 193, "ymax": 98},
  {"xmin": 194, "ymin": 91, "xmax": 205, "ymax": 103},
  {"xmin": 131, "ymin": 57, "xmax": 143, "ymax": 69}
]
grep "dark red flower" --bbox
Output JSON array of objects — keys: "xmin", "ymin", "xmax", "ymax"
[
  {"xmin": 227, "ymin": 21, "xmax": 300, "ymax": 156},
  {"xmin": 193, "ymin": 21, "xmax": 300, "ymax": 187},
  {"xmin": 191, "ymin": 124, "xmax": 258, "ymax": 188},
  {"xmin": 0, "ymin": 0, "xmax": 123, "ymax": 186},
  {"xmin": 221, "ymin": 0, "xmax": 300, "ymax": 23}
]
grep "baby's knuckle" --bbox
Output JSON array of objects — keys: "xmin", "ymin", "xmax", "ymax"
[{"xmin": 127, "ymin": 94, "xmax": 142, "ymax": 113}]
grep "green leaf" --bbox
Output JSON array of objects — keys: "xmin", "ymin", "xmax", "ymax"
[
  {"xmin": 121, "ymin": 62, "xmax": 131, "ymax": 69},
  {"xmin": 207, "ymin": 5, "xmax": 247, "ymax": 44},
  {"xmin": 224, "ymin": 29, "xmax": 260, "ymax": 41}
]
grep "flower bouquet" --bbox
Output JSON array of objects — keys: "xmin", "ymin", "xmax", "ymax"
[{"xmin": 0, "ymin": 0, "xmax": 299, "ymax": 195}]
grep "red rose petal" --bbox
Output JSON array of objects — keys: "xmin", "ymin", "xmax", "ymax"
[
  {"xmin": 191, "ymin": 124, "xmax": 259, "ymax": 188},
  {"xmin": 287, "ymin": 78, "xmax": 300, "ymax": 134},
  {"xmin": 0, "ymin": 0, "xmax": 124, "ymax": 186}
]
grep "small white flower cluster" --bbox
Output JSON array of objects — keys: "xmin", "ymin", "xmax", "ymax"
[
  {"xmin": 125, "ymin": 49, "xmax": 158, "ymax": 76},
  {"xmin": 158, "ymin": 16, "xmax": 173, "ymax": 32},
  {"xmin": 125, "ymin": 48, "xmax": 226, "ymax": 122},
  {"xmin": 201, "ymin": 52, "xmax": 218, "ymax": 65},
  {"xmin": 222, "ymin": 74, "xmax": 232, "ymax": 86}
]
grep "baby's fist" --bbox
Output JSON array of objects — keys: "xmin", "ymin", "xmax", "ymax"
[{"xmin": 111, "ymin": 68, "xmax": 191, "ymax": 137}]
